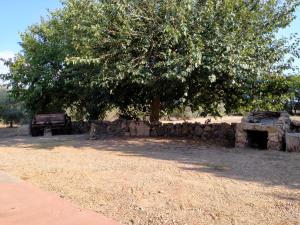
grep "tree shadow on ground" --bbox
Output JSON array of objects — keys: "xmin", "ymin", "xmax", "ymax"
[{"xmin": 0, "ymin": 134, "xmax": 299, "ymax": 190}]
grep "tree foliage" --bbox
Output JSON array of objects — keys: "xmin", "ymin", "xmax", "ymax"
[
  {"xmin": 3, "ymin": 0, "xmax": 300, "ymax": 121},
  {"xmin": 286, "ymin": 75, "xmax": 300, "ymax": 114},
  {"xmin": 0, "ymin": 87, "xmax": 25, "ymax": 127}
]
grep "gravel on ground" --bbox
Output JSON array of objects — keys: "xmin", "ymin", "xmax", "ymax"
[{"xmin": 0, "ymin": 135, "xmax": 299, "ymax": 225}]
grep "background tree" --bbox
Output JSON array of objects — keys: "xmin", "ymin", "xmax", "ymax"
[
  {"xmin": 286, "ymin": 75, "xmax": 300, "ymax": 114},
  {"xmin": 0, "ymin": 86, "xmax": 25, "ymax": 127},
  {"xmin": 2, "ymin": 12, "xmax": 111, "ymax": 120}
]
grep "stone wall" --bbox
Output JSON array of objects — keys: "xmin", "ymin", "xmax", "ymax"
[
  {"xmin": 72, "ymin": 121, "xmax": 91, "ymax": 134},
  {"xmin": 89, "ymin": 120, "xmax": 236, "ymax": 147}
]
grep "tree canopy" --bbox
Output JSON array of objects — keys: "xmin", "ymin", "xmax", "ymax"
[
  {"xmin": 2, "ymin": 0, "xmax": 300, "ymax": 121},
  {"xmin": 286, "ymin": 75, "xmax": 300, "ymax": 114},
  {"xmin": 0, "ymin": 87, "xmax": 25, "ymax": 127}
]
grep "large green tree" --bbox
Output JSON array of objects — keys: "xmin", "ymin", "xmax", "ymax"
[
  {"xmin": 3, "ymin": 0, "xmax": 300, "ymax": 121},
  {"xmin": 65, "ymin": 0, "xmax": 300, "ymax": 120}
]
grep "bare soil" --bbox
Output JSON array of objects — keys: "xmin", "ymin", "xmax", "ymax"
[
  {"xmin": 0, "ymin": 135, "xmax": 299, "ymax": 225},
  {"xmin": 0, "ymin": 125, "xmax": 29, "ymax": 138},
  {"xmin": 162, "ymin": 116, "xmax": 243, "ymax": 124},
  {"xmin": 162, "ymin": 115, "xmax": 300, "ymax": 124}
]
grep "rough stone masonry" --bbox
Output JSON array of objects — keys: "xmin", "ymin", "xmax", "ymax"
[
  {"xmin": 235, "ymin": 112, "xmax": 291, "ymax": 151},
  {"xmin": 89, "ymin": 120, "xmax": 236, "ymax": 147}
]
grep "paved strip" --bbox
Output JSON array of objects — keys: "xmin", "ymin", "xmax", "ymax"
[
  {"xmin": 0, "ymin": 172, "xmax": 121, "ymax": 225},
  {"xmin": 0, "ymin": 171, "xmax": 20, "ymax": 184}
]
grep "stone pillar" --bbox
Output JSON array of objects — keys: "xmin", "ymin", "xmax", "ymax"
[{"xmin": 235, "ymin": 123, "xmax": 247, "ymax": 148}]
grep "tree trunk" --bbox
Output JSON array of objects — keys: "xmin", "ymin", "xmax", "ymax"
[
  {"xmin": 150, "ymin": 96, "xmax": 160, "ymax": 123},
  {"xmin": 9, "ymin": 120, "xmax": 13, "ymax": 128}
]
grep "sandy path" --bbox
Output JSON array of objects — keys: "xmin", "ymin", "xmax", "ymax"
[{"xmin": 0, "ymin": 135, "xmax": 299, "ymax": 225}]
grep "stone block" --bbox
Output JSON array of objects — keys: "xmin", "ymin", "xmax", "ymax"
[
  {"xmin": 268, "ymin": 133, "xmax": 278, "ymax": 142},
  {"xmin": 194, "ymin": 125, "xmax": 203, "ymax": 137},
  {"xmin": 135, "ymin": 122, "xmax": 150, "ymax": 137},
  {"xmin": 267, "ymin": 141, "xmax": 281, "ymax": 151},
  {"xmin": 242, "ymin": 123, "xmax": 255, "ymax": 130},
  {"xmin": 285, "ymin": 133, "xmax": 300, "ymax": 152},
  {"xmin": 292, "ymin": 120, "xmax": 300, "ymax": 127},
  {"xmin": 203, "ymin": 125, "xmax": 212, "ymax": 132},
  {"xmin": 236, "ymin": 142, "xmax": 247, "ymax": 148},
  {"xmin": 182, "ymin": 123, "xmax": 189, "ymax": 136}
]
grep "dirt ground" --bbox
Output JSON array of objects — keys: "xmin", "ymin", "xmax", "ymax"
[
  {"xmin": 0, "ymin": 135, "xmax": 299, "ymax": 225},
  {"xmin": 161, "ymin": 116, "xmax": 243, "ymax": 124},
  {"xmin": 162, "ymin": 115, "xmax": 300, "ymax": 124}
]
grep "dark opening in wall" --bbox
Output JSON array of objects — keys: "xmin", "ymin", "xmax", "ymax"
[{"xmin": 247, "ymin": 130, "xmax": 268, "ymax": 150}]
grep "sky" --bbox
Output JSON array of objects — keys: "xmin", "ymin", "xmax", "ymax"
[
  {"xmin": 0, "ymin": 1, "xmax": 299, "ymax": 74},
  {"xmin": 0, "ymin": 0, "xmax": 61, "ymax": 74}
]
